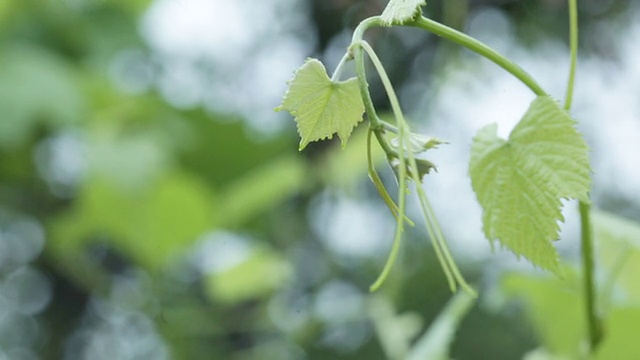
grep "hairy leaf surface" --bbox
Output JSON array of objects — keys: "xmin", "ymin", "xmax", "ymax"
[
  {"xmin": 276, "ymin": 58, "xmax": 364, "ymax": 151},
  {"xmin": 381, "ymin": 0, "xmax": 426, "ymax": 25},
  {"xmin": 469, "ymin": 96, "xmax": 590, "ymax": 273}
]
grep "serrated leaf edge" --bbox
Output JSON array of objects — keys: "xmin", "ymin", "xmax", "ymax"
[
  {"xmin": 469, "ymin": 96, "xmax": 591, "ymax": 274},
  {"xmin": 275, "ymin": 58, "xmax": 364, "ymax": 151}
]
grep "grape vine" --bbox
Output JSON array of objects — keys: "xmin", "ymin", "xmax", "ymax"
[{"xmin": 277, "ymin": 0, "xmax": 595, "ymax": 346}]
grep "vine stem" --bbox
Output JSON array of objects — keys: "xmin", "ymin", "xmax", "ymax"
[
  {"xmin": 350, "ymin": 18, "xmax": 399, "ymax": 159},
  {"xmin": 350, "ymin": 11, "xmax": 588, "ymax": 303},
  {"xmin": 409, "ymin": 16, "xmax": 546, "ymax": 97},
  {"xmin": 351, "ymin": 16, "xmax": 385, "ymax": 132},
  {"xmin": 579, "ymin": 201, "xmax": 600, "ymax": 349},
  {"xmin": 331, "ymin": 51, "xmax": 351, "ymax": 82},
  {"xmin": 355, "ymin": 38, "xmax": 409, "ymax": 292},
  {"xmin": 367, "ymin": 128, "xmax": 415, "ymax": 227},
  {"xmin": 564, "ymin": 0, "xmax": 602, "ymax": 350},
  {"xmin": 354, "ymin": 38, "xmax": 474, "ymax": 295},
  {"xmin": 350, "ymin": 19, "xmax": 409, "ymax": 291},
  {"xmin": 564, "ymin": 0, "xmax": 578, "ymax": 111}
]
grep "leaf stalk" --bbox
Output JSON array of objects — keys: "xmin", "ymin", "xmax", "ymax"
[
  {"xmin": 409, "ymin": 16, "xmax": 547, "ymax": 97},
  {"xmin": 564, "ymin": 0, "xmax": 602, "ymax": 351}
]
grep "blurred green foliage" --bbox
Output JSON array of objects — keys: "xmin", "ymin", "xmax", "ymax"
[{"xmin": 0, "ymin": 0, "xmax": 638, "ymax": 359}]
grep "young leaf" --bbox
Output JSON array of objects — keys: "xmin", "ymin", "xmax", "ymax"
[
  {"xmin": 275, "ymin": 58, "xmax": 364, "ymax": 151},
  {"xmin": 380, "ymin": 0, "xmax": 426, "ymax": 26},
  {"xmin": 390, "ymin": 157, "xmax": 437, "ymax": 181},
  {"xmin": 469, "ymin": 96, "xmax": 590, "ymax": 273},
  {"xmin": 390, "ymin": 132, "xmax": 446, "ymax": 154}
]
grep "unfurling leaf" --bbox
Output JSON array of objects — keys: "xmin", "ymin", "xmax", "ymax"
[
  {"xmin": 388, "ymin": 132, "xmax": 443, "ymax": 180},
  {"xmin": 275, "ymin": 58, "xmax": 364, "ymax": 151},
  {"xmin": 380, "ymin": 0, "xmax": 426, "ymax": 26},
  {"xmin": 469, "ymin": 96, "xmax": 591, "ymax": 273},
  {"xmin": 390, "ymin": 157, "xmax": 437, "ymax": 181},
  {"xmin": 391, "ymin": 132, "xmax": 446, "ymax": 154}
]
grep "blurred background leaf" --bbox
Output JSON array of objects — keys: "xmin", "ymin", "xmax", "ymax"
[{"xmin": 0, "ymin": 0, "xmax": 639, "ymax": 359}]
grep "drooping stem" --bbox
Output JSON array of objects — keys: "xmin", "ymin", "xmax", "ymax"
[
  {"xmin": 351, "ymin": 18, "xmax": 412, "ymax": 292},
  {"xmin": 354, "ymin": 40, "xmax": 407, "ymax": 148},
  {"xmin": 564, "ymin": 0, "xmax": 578, "ymax": 111},
  {"xmin": 351, "ymin": 16, "xmax": 385, "ymax": 131},
  {"xmin": 331, "ymin": 51, "xmax": 352, "ymax": 82},
  {"xmin": 369, "ymin": 101, "xmax": 408, "ymax": 292},
  {"xmin": 357, "ymin": 39, "xmax": 456, "ymax": 292},
  {"xmin": 412, "ymin": 183, "xmax": 477, "ymax": 296},
  {"xmin": 355, "ymin": 39, "xmax": 474, "ymax": 295},
  {"xmin": 564, "ymin": 0, "xmax": 602, "ymax": 350},
  {"xmin": 409, "ymin": 16, "xmax": 546, "ymax": 97},
  {"xmin": 357, "ymin": 39, "xmax": 409, "ymax": 292},
  {"xmin": 367, "ymin": 128, "xmax": 415, "ymax": 227},
  {"xmin": 351, "ymin": 18, "xmax": 476, "ymax": 293},
  {"xmin": 579, "ymin": 201, "xmax": 601, "ymax": 349},
  {"xmin": 351, "ymin": 16, "xmax": 410, "ymax": 160}
]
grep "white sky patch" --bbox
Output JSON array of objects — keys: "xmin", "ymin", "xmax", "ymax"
[
  {"xmin": 140, "ymin": 0, "xmax": 316, "ymax": 136},
  {"xmin": 194, "ymin": 231, "xmax": 252, "ymax": 274},
  {"xmin": 309, "ymin": 191, "xmax": 395, "ymax": 259},
  {"xmin": 142, "ymin": 0, "xmax": 253, "ymax": 63}
]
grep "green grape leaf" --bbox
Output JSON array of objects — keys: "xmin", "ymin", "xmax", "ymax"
[
  {"xmin": 469, "ymin": 96, "xmax": 590, "ymax": 273},
  {"xmin": 380, "ymin": 0, "xmax": 426, "ymax": 26},
  {"xmin": 275, "ymin": 58, "xmax": 364, "ymax": 151}
]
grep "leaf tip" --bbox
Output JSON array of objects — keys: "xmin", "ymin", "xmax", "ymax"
[{"xmin": 380, "ymin": 0, "xmax": 426, "ymax": 26}]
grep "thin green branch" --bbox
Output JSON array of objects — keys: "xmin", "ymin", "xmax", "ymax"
[
  {"xmin": 413, "ymin": 183, "xmax": 477, "ymax": 296},
  {"xmin": 350, "ymin": 16, "xmax": 400, "ymax": 161},
  {"xmin": 380, "ymin": 120, "xmax": 399, "ymax": 134},
  {"xmin": 409, "ymin": 16, "xmax": 547, "ymax": 97},
  {"xmin": 369, "ymin": 115, "xmax": 408, "ymax": 292},
  {"xmin": 331, "ymin": 51, "xmax": 352, "ymax": 82},
  {"xmin": 360, "ymin": 38, "xmax": 410, "ymax": 292},
  {"xmin": 563, "ymin": 0, "xmax": 601, "ymax": 350},
  {"xmin": 367, "ymin": 129, "xmax": 415, "ymax": 227},
  {"xmin": 579, "ymin": 201, "xmax": 601, "ymax": 349},
  {"xmin": 355, "ymin": 40, "xmax": 406, "ymax": 145},
  {"xmin": 564, "ymin": 0, "xmax": 578, "ymax": 111},
  {"xmin": 351, "ymin": 16, "xmax": 385, "ymax": 129},
  {"xmin": 411, "ymin": 173, "xmax": 457, "ymax": 292},
  {"xmin": 356, "ymin": 39, "xmax": 473, "ymax": 295}
]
